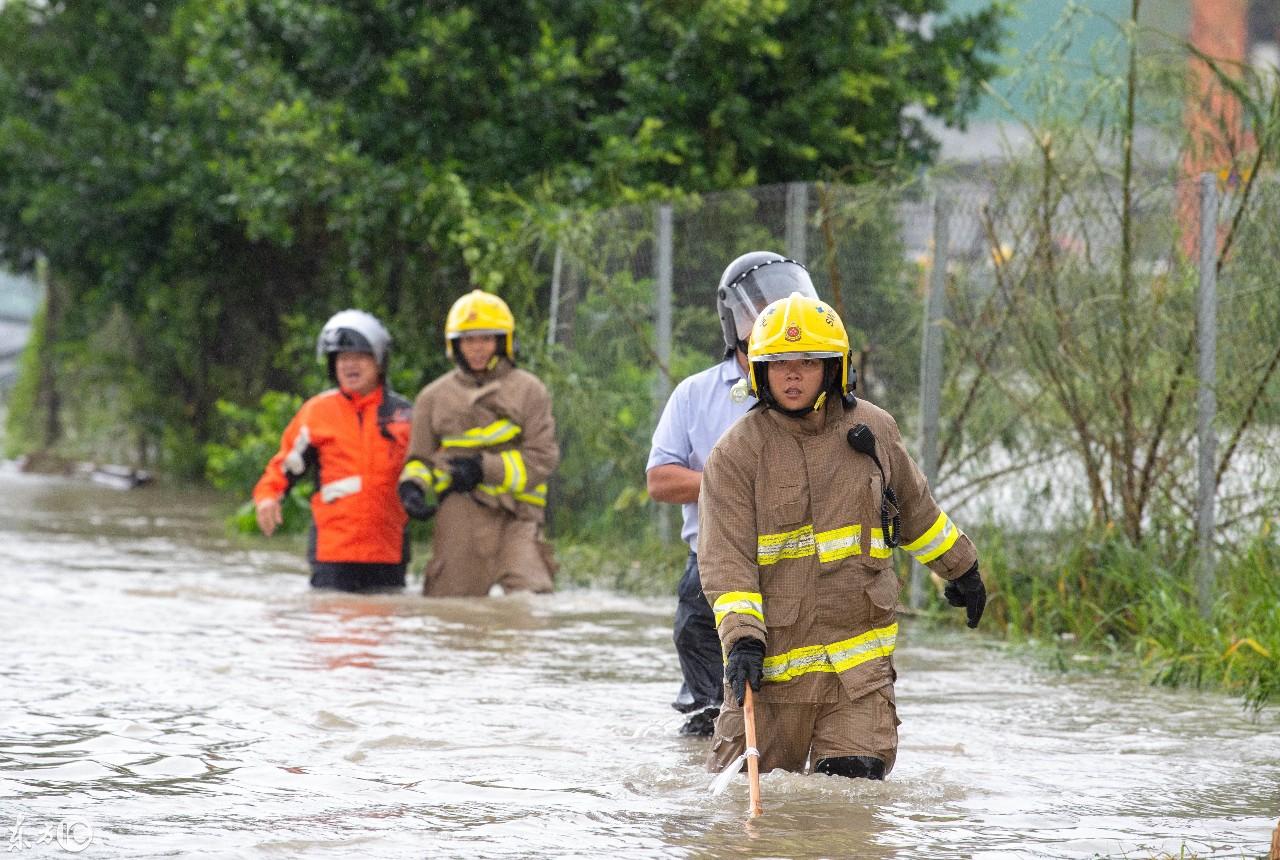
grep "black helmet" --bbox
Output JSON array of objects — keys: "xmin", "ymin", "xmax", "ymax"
[{"xmin": 716, "ymin": 252, "xmax": 818, "ymax": 357}]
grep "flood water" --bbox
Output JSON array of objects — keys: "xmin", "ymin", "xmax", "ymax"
[{"xmin": 1, "ymin": 470, "xmax": 1278, "ymax": 859}]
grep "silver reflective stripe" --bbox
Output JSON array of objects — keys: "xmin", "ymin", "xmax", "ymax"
[
  {"xmin": 827, "ymin": 625, "xmax": 897, "ymax": 672},
  {"xmin": 761, "ymin": 647, "xmax": 831, "ymax": 682},
  {"xmin": 757, "ymin": 526, "xmax": 816, "ymax": 566},
  {"xmin": 815, "ymin": 525, "xmax": 860, "ymax": 563},
  {"xmin": 320, "ymin": 475, "xmax": 362, "ymax": 503},
  {"xmin": 283, "ymin": 426, "xmax": 311, "ymax": 475},
  {"xmin": 903, "ymin": 512, "xmax": 960, "ymax": 564}
]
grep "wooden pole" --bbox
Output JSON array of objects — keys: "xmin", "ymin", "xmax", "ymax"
[{"xmin": 742, "ymin": 686, "xmax": 762, "ymax": 818}]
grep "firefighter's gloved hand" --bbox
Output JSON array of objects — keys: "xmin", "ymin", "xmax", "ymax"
[
  {"xmin": 398, "ymin": 482, "xmax": 436, "ymax": 521},
  {"xmin": 447, "ymin": 455, "xmax": 483, "ymax": 493},
  {"xmin": 944, "ymin": 562, "xmax": 986, "ymax": 628},
  {"xmin": 725, "ymin": 637, "xmax": 765, "ymax": 706}
]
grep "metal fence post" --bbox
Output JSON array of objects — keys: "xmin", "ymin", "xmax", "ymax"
[
  {"xmin": 1195, "ymin": 172, "xmax": 1218, "ymax": 618},
  {"xmin": 654, "ymin": 204, "xmax": 675, "ymax": 543},
  {"xmin": 547, "ymin": 244, "xmax": 563, "ymax": 348},
  {"xmin": 785, "ymin": 182, "xmax": 809, "ymax": 263},
  {"xmin": 911, "ymin": 195, "xmax": 949, "ymax": 609}
]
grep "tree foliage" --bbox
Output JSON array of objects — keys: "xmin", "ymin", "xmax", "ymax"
[{"xmin": 0, "ymin": 0, "xmax": 1005, "ymax": 476}]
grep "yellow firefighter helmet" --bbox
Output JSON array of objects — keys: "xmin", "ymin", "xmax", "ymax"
[
  {"xmin": 445, "ymin": 290, "xmax": 516, "ymax": 360},
  {"xmin": 747, "ymin": 291, "xmax": 852, "ymax": 399}
]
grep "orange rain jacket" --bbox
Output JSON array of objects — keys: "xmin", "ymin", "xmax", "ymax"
[{"xmin": 254, "ymin": 386, "xmax": 412, "ymax": 564}]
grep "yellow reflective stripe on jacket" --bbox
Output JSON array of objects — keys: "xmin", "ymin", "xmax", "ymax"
[
  {"xmin": 762, "ymin": 622, "xmax": 898, "ymax": 683},
  {"xmin": 513, "ymin": 483, "xmax": 547, "ymax": 508},
  {"xmin": 757, "ymin": 525, "xmax": 816, "ymax": 566},
  {"xmin": 502, "ymin": 450, "xmax": 528, "ymax": 493},
  {"xmin": 400, "ymin": 459, "xmax": 432, "ymax": 484},
  {"xmin": 476, "ymin": 451, "xmax": 543, "ymax": 507},
  {"xmin": 815, "ymin": 524, "xmax": 861, "ymax": 564},
  {"xmin": 762, "ymin": 644, "xmax": 835, "ymax": 682},
  {"xmin": 440, "ymin": 419, "xmax": 522, "ymax": 449},
  {"xmin": 828, "ymin": 623, "xmax": 898, "ymax": 672},
  {"xmin": 431, "ymin": 468, "xmax": 452, "ymax": 494},
  {"xmin": 477, "ymin": 450, "xmax": 525, "ymax": 494},
  {"xmin": 869, "ymin": 528, "xmax": 892, "ymax": 559},
  {"xmin": 902, "ymin": 511, "xmax": 960, "ymax": 564},
  {"xmin": 712, "ymin": 591, "xmax": 764, "ymax": 627}
]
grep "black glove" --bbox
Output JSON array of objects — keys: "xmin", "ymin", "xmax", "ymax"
[
  {"xmin": 944, "ymin": 562, "xmax": 986, "ymax": 629},
  {"xmin": 398, "ymin": 481, "xmax": 436, "ymax": 521},
  {"xmin": 725, "ymin": 637, "xmax": 765, "ymax": 706},
  {"xmin": 447, "ymin": 455, "xmax": 483, "ymax": 493}
]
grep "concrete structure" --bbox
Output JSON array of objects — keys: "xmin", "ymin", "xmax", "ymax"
[
  {"xmin": 936, "ymin": 1, "xmax": 1275, "ymax": 166},
  {"xmin": 0, "ymin": 270, "xmax": 39, "ymax": 392}
]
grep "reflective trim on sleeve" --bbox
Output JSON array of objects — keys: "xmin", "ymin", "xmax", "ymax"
[
  {"xmin": 869, "ymin": 528, "xmax": 893, "ymax": 559},
  {"xmin": 502, "ymin": 450, "xmax": 528, "ymax": 493},
  {"xmin": 902, "ymin": 512, "xmax": 960, "ymax": 564},
  {"xmin": 431, "ymin": 468, "xmax": 452, "ymax": 495},
  {"xmin": 320, "ymin": 475, "xmax": 362, "ymax": 503},
  {"xmin": 283, "ymin": 426, "xmax": 311, "ymax": 475},
  {"xmin": 815, "ymin": 524, "xmax": 861, "ymax": 564},
  {"xmin": 712, "ymin": 591, "xmax": 764, "ymax": 627},
  {"xmin": 440, "ymin": 419, "xmax": 522, "ymax": 449},
  {"xmin": 757, "ymin": 525, "xmax": 816, "ymax": 567},
  {"xmin": 400, "ymin": 458, "xmax": 432, "ymax": 484},
  {"xmin": 513, "ymin": 483, "xmax": 547, "ymax": 508},
  {"xmin": 477, "ymin": 453, "xmax": 541, "ymax": 507}
]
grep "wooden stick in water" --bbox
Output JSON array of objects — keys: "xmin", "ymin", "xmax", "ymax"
[{"xmin": 742, "ymin": 686, "xmax": 763, "ymax": 818}]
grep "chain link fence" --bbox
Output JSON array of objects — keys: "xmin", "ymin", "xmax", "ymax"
[{"xmin": 534, "ymin": 175, "xmax": 1280, "ymax": 607}]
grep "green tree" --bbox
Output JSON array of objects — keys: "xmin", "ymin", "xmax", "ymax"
[{"xmin": 0, "ymin": 0, "xmax": 1006, "ymax": 475}]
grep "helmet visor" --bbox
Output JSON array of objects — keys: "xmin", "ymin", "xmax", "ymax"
[
  {"xmin": 753, "ymin": 349, "xmax": 842, "ymax": 362},
  {"xmin": 319, "ymin": 327, "xmax": 374, "ymax": 357},
  {"xmin": 725, "ymin": 263, "xmax": 818, "ymax": 340}
]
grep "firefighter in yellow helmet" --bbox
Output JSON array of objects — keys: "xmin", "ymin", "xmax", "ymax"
[
  {"xmin": 397, "ymin": 290, "xmax": 559, "ymax": 596},
  {"xmin": 698, "ymin": 291, "xmax": 985, "ymax": 780}
]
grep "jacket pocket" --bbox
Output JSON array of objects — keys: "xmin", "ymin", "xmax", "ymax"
[
  {"xmin": 865, "ymin": 569, "xmax": 900, "ymax": 628},
  {"xmin": 770, "ymin": 484, "xmax": 806, "ymax": 527},
  {"xmin": 762, "ymin": 595, "xmax": 800, "ymax": 629}
]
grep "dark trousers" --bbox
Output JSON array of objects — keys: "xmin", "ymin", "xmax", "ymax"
[
  {"xmin": 307, "ymin": 524, "xmax": 407, "ymax": 593},
  {"xmin": 309, "ymin": 562, "xmax": 406, "ymax": 592},
  {"xmin": 672, "ymin": 551, "xmax": 724, "ymax": 713}
]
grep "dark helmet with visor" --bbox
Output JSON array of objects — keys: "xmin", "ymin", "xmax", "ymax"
[{"xmin": 716, "ymin": 252, "xmax": 818, "ymax": 357}]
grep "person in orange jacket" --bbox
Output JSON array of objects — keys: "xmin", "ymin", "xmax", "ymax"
[{"xmin": 253, "ymin": 310, "xmax": 413, "ymax": 592}]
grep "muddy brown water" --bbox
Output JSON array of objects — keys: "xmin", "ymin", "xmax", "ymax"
[{"xmin": 1, "ymin": 471, "xmax": 1277, "ymax": 858}]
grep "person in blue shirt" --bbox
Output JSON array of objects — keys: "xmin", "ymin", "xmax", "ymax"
[{"xmin": 646, "ymin": 251, "xmax": 820, "ymax": 735}]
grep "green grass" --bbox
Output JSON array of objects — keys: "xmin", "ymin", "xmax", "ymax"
[
  {"xmin": 552, "ymin": 536, "xmax": 688, "ymax": 596},
  {"xmin": 971, "ymin": 524, "xmax": 1280, "ymax": 710}
]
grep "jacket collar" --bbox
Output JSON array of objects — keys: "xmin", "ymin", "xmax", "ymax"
[
  {"xmin": 340, "ymin": 385, "xmax": 384, "ymax": 411},
  {"xmin": 764, "ymin": 394, "xmax": 832, "ymax": 437},
  {"xmin": 454, "ymin": 357, "xmax": 514, "ymax": 387}
]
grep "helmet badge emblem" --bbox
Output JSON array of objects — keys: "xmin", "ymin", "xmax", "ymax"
[{"xmin": 784, "ymin": 324, "xmax": 802, "ymax": 342}]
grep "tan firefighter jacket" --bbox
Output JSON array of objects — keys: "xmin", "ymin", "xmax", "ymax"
[
  {"xmin": 400, "ymin": 359, "xmax": 558, "ymax": 523},
  {"xmin": 698, "ymin": 395, "xmax": 977, "ymax": 704}
]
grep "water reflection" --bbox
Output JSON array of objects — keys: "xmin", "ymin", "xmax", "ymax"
[{"xmin": 1, "ymin": 472, "xmax": 1278, "ymax": 858}]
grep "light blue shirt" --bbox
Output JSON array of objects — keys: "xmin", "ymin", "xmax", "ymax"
[{"xmin": 646, "ymin": 358, "xmax": 751, "ymax": 548}]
